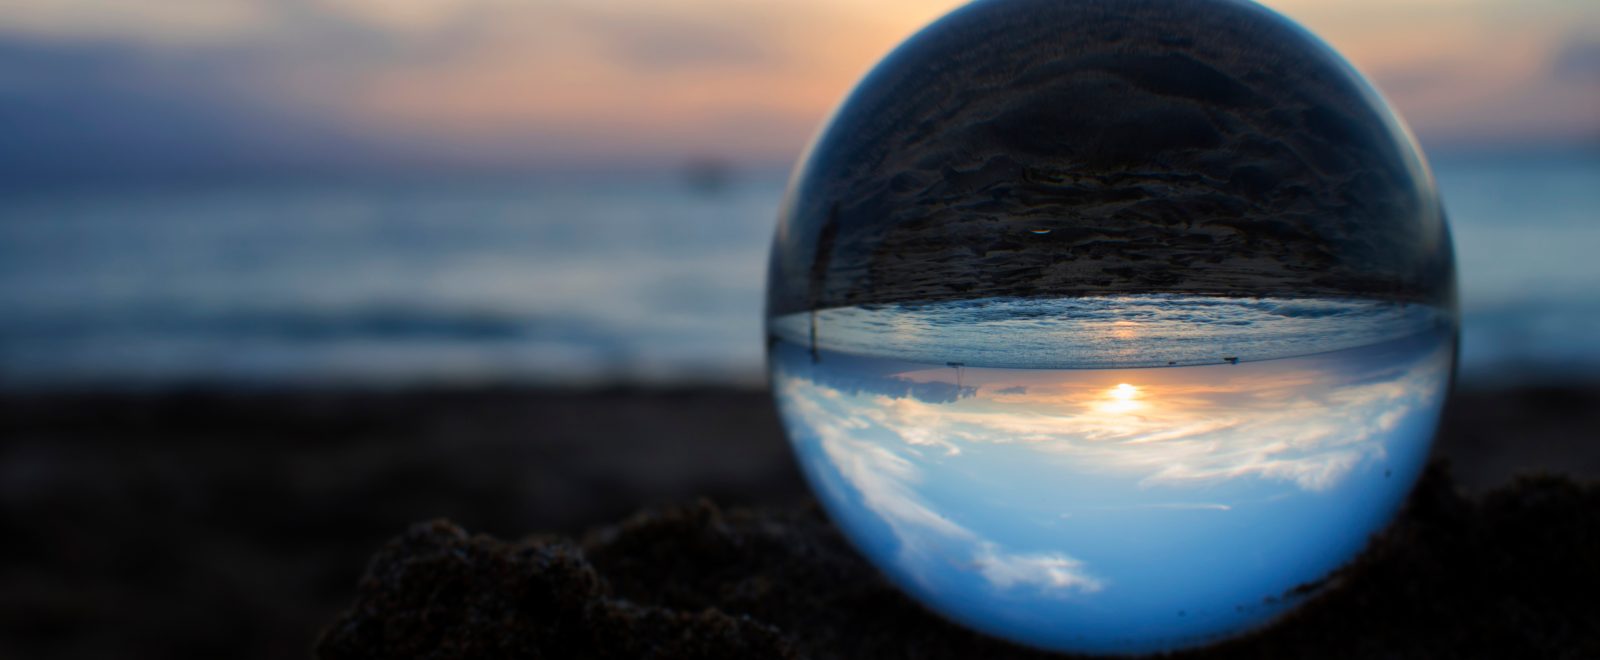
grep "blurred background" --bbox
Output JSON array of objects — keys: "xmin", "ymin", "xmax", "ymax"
[
  {"xmin": 0, "ymin": 1, "xmax": 1595, "ymax": 658},
  {"xmin": 0, "ymin": 0, "xmax": 1595, "ymax": 388}
]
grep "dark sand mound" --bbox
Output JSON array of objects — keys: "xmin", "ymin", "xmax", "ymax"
[
  {"xmin": 319, "ymin": 466, "xmax": 1599, "ymax": 659},
  {"xmin": 2, "ymin": 386, "xmax": 1596, "ymax": 658}
]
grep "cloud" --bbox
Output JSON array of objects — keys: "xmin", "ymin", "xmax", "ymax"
[
  {"xmin": 801, "ymin": 392, "xmax": 969, "ymax": 540},
  {"xmin": 1553, "ymin": 35, "xmax": 1600, "ymax": 80},
  {"xmin": 0, "ymin": 35, "xmax": 374, "ymax": 181},
  {"xmin": 786, "ymin": 341, "xmax": 1451, "ymax": 494},
  {"xmin": 1061, "ymin": 502, "xmax": 1233, "ymax": 515},
  {"xmin": 775, "ymin": 331, "xmax": 1449, "ymax": 612},
  {"xmin": 0, "ymin": 0, "xmax": 274, "ymax": 44},
  {"xmin": 576, "ymin": 9, "xmax": 786, "ymax": 73},
  {"xmin": 973, "ymin": 543, "xmax": 1105, "ymax": 593},
  {"xmin": 1265, "ymin": 0, "xmax": 1600, "ymax": 148},
  {"xmin": 779, "ymin": 375, "xmax": 1104, "ymax": 596},
  {"xmin": 0, "ymin": 0, "xmax": 941, "ymax": 176},
  {"xmin": 817, "ymin": 371, "xmax": 975, "ymax": 406},
  {"xmin": 0, "ymin": 0, "xmax": 1591, "ymax": 179}
]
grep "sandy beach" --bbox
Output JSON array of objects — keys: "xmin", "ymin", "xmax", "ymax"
[
  {"xmin": 0, "ymin": 384, "xmax": 1595, "ymax": 657},
  {"xmin": 3, "ymin": 0, "xmax": 1595, "ymax": 656}
]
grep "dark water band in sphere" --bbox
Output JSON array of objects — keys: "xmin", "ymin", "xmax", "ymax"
[
  {"xmin": 768, "ymin": 0, "xmax": 1453, "ymax": 318},
  {"xmin": 765, "ymin": 0, "xmax": 1457, "ymax": 654}
]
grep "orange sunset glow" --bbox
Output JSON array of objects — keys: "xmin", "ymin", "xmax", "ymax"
[{"xmin": 0, "ymin": 0, "xmax": 1592, "ymax": 175}]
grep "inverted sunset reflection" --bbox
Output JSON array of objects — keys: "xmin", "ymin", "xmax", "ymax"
[
  {"xmin": 1098, "ymin": 383, "xmax": 1144, "ymax": 415},
  {"xmin": 770, "ymin": 327, "xmax": 1452, "ymax": 653}
]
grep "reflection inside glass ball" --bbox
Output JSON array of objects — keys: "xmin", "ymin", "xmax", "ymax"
[
  {"xmin": 770, "ymin": 298, "xmax": 1451, "ymax": 653},
  {"xmin": 765, "ymin": 0, "xmax": 1455, "ymax": 654}
]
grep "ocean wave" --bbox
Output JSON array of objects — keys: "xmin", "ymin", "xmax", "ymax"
[{"xmin": 769, "ymin": 295, "xmax": 1453, "ymax": 370}]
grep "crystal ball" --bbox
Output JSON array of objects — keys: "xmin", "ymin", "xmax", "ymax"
[{"xmin": 765, "ymin": 0, "xmax": 1456, "ymax": 653}]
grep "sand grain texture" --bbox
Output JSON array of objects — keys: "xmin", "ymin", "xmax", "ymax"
[{"xmin": 318, "ymin": 466, "xmax": 1600, "ymax": 659}]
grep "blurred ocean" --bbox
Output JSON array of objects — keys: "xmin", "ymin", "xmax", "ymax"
[{"xmin": 0, "ymin": 153, "xmax": 1594, "ymax": 389}]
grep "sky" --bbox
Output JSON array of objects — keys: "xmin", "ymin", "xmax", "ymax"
[
  {"xmin": 769, "ymin": 328, "xmax": 1451, "ymax": 652},
  {"xmin": 0, "ymin": 0, "xmax": 1595, "ymax": 179}
]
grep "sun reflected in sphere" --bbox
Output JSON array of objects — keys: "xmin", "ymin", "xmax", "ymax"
[
  {"xmin": 764, "ymin": 0, "xmax": 1456, "ymax": 654},
  {"xmin": 1099, "ymin": 383, "xmax": 1144, "ymax": 415}
]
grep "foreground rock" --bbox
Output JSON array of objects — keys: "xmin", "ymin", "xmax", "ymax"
[{"xmin": 319, "ymin": 466, "xmax": 1599, "ymax": 659}]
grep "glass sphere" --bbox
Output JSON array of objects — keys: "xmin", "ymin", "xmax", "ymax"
[{"xmin": 765, "ymin": 0, "xmax": 1455, "ymax": 654}]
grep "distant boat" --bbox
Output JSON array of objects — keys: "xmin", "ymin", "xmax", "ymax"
[
  {"xmin": 682, "ymin": 157, "xmax": 733, "ymax": 194},
  {"xmin": 1223, "ymin": 356, "xmax": 1239, "ymax": 365}
]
